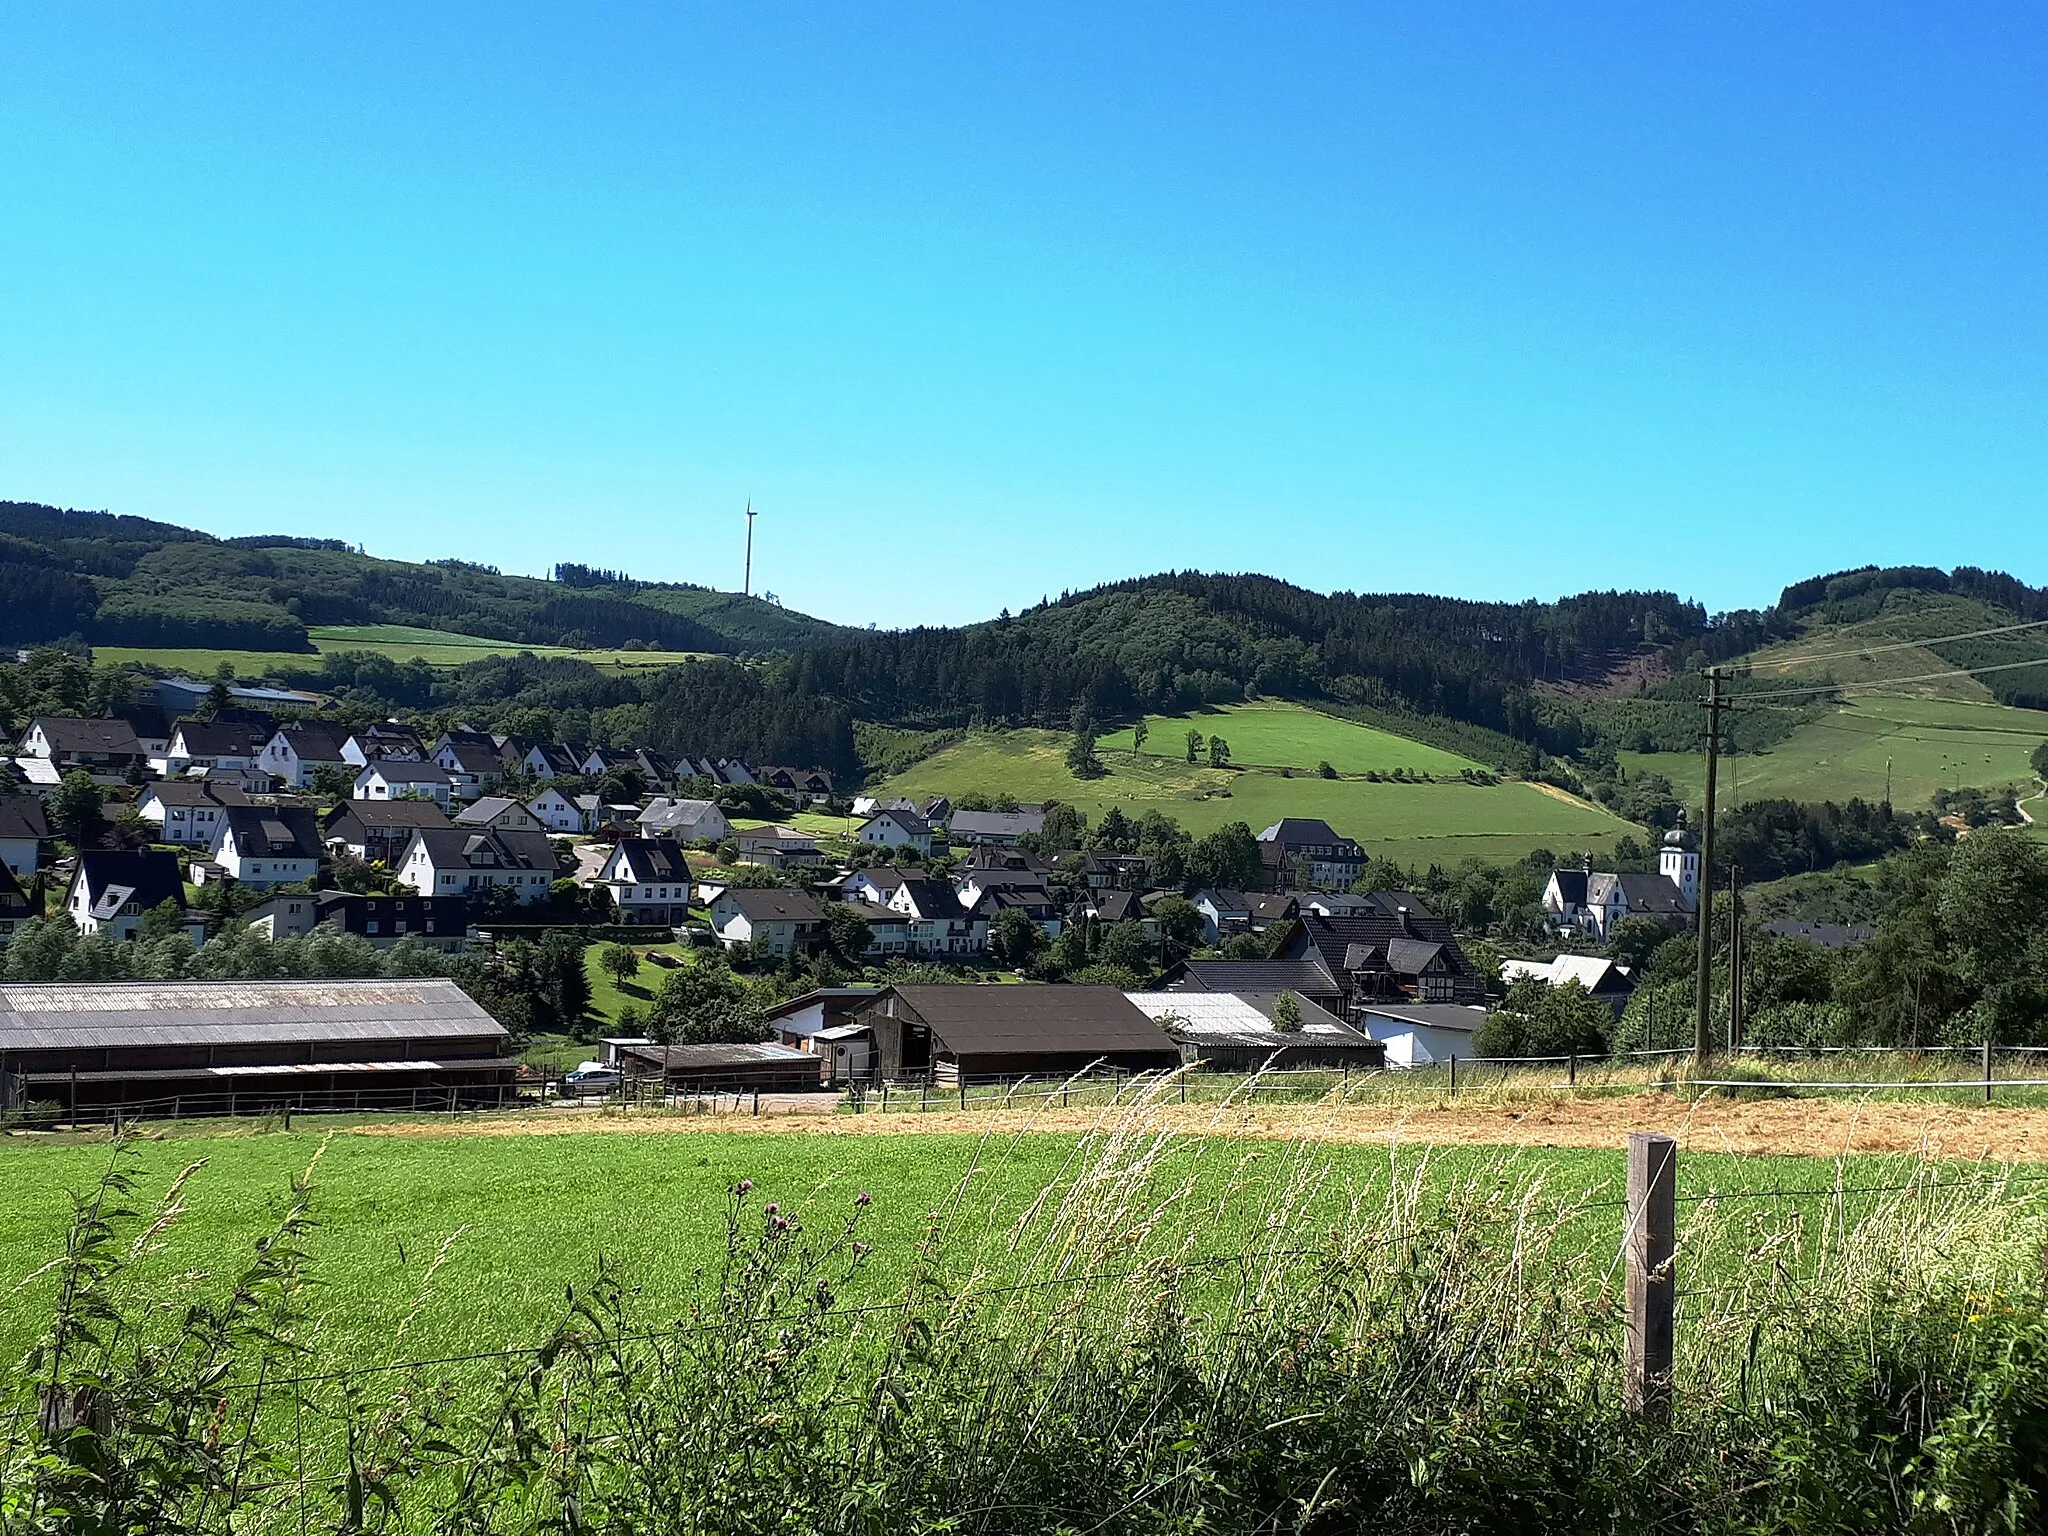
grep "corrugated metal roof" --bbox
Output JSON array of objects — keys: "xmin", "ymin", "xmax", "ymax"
[{"xmin": 0, "ymin": 979, "xmax": 507, "ymax": 1052}]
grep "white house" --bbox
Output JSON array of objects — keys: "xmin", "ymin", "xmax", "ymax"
[
  {"xmin": 856, "ymin": 807, "xmax": 932, "ymax": 855},
  {"xmin": 396, "ymin": 828, "xmax": 562, "ymax": 905},
  {"xmin": 153, "ymin": 719, "xmax": 266, "ymax": 778},
  {"xmin": 734, "ymin": 825, "xmax": 821, "ymax": 867},
  {"xmin": 637, "ymin": 797, "xmax": 731, "ymax": 843},
  {"xmin": 353, "ymin": 760, "xmax": 454, "ymax": 808},
  {"xmin": 20, "ymin": 716, "xmax": 146, "ymax": 773},
  {"xmin": 596, "ymin": 838, "xmax": 695, "ymax": 927},
  {"xmin": 257, "ymin": 721, "xmax": 352, "ymax": 789},
  {"xmin": 341, "ymin": 724, "xmax": 425, "ymax": 766},
  {"xmin": 1352, "ymin": 1002, "xmax": 1488, "ymax": 1068},
  {"xmin": 525, "ymin": 786, "xmax": 583, "ymax": 833},
  {"xmin": 136, "ymin": 781, "xmax": 249, "ymax": 848},
  {"xmin": 0, "ymin": 793, "xmax": 52, "ymax": 878},
  {"xmin": 433, "ymin": 740, "xmax": 505, "ymax": 803},
  {"xmin": 210, "ymin": 806, "xmax": 323, "ymax": 889},
  {"xmin": 520, "ymin": 743, "xmax": 582, "ymax": 781},
  {"xmin": 708, "ymin": 887, "xmax": 827, "ymax": 956},
  {"xmin": 453, "ymin": 796, "xmax": 542, "ymax": 833}
]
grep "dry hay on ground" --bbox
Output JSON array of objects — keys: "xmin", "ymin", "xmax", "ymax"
[{"xmin": 350, "ymin": 1093, "xmax": 2048, "ymax": 1163}]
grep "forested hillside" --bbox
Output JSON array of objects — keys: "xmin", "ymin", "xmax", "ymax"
[{"xmin": 0, "ymin": 502, "xmax": 855, "ymax": 655}]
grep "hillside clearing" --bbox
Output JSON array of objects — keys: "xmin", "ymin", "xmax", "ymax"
[
  {"xmin": 1099, "ymin": 700, "xmax": 1483, "ymax": 775},
  {"xmin": 95, "ymin": 624, "xmax": 709, "ymax": 677}
]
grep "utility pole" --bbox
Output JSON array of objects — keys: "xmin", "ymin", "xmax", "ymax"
[
  {"xmin": 742, "ymin": 501, "xmax": 757, "ymax": 597},
  {"xmin": 1693, "ymin": 667, "xmax": 1724, "ymax": 1067}
]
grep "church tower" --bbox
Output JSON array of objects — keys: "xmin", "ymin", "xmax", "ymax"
[{"xmin": 1659, "ymin": 822, "xmax": 1700, "ymax": 910}]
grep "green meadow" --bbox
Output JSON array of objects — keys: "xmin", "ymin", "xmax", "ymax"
[
  {"xmin": 0, "ymin": 1122, "xmax": 1990, "ymax": 1373},
  {"xmin": 1622, "ymin": 695, "xmax": 2048, "ymax": 811},
  {"xmin": 95, "ymin": 624, "xmax": 706, "ymax": 678},
  {"xmin": 886, "ymin": 705, "xmax": 1641, "ymax": 866}
]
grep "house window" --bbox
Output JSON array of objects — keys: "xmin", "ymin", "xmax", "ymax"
[{"xmin": 366, "ymin": 921, "xmax": 380, "ymax": 934}]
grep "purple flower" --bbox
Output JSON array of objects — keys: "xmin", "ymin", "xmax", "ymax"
[
  {"xmin": 735, "ymin": 1179, "xmax": 754, "ymax": 1195},
  {"xmin": 764, "ymin": 1202, "xmax": 779, "ymax": 1216},
  {"xmin": 855, "ymin": 1191, "xmax": 872, "ymax": 1208}
]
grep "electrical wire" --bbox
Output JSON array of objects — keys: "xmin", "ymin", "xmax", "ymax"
[{"xmin": 1749, "ymin": 615, "xmax": 2048, "ymax": 671}]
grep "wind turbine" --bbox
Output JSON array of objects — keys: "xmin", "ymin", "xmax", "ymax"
[{"xmin": 742, "ymin": 501, "xmax": 757, "ymax": 597}]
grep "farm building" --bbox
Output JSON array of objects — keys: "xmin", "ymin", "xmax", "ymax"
[
  {"xmin": 0, "ymin": 979, "xmax": 516, "ymax": 1121},
  {"xmin": 612, "ymin": 1041, "xmax": 827, "ymax": 1093},
  {"xmin": 762, "ymin": 987, "xmax": 879, "ymax": 1084},
  {"xmin": 1126, "ymin": 990, "xmax": 1384, "ymax": 1073},
  {"xmin": 1160, "ymin": 958, "xmax": 1348, "ymax": 1020},
  {"xmin": 854, "ymin": 985, "xmax": 1180, "ymax": 1084},
  {"xmin": 1351, "ymin": 1002, "xmax": 1488, "ymax": 1068}
]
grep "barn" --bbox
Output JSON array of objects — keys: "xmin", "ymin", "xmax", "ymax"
[
  {"xmin": 0, "ymin": 979, "xmax": 516, "ymax": 1122},
  {"xmin": 855, "ymin": 985, "xmax": 1181, "ymax": 1084}
]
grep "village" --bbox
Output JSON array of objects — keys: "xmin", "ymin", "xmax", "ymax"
[{"xmin": 0, "ymin": 669, "xmax": 1727, "ymax": 1122}]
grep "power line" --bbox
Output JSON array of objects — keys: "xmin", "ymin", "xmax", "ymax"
[
  {"xmin": 1751, "ymin": 615, "xmax": 2048, "ymax": 671},
  {"xmin": 1732, "ymin": 655, "xmax": 2048, "ymax": 702}
]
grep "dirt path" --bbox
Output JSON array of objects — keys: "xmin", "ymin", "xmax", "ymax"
[{"xmin": 351, "ymin": 1094, "xmax": 2048, "ymax": 1162}]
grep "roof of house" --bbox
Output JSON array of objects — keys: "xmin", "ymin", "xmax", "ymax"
[
  {"xmin": 760, "ymin": 987, "xmax": 882, "ymax": 1025},
  {"xmin": 639, "ymin": 797, "xmax": 724, "ymax": 828},
  {"xmin": 0, "ymin": 979, "xmax": 504, "ymax": 1053},
  {"xmin": 360, "ymin": 760, "xmax": 452, "ymax": 785},
  {"xmin": 326, "ymin": 801, "xmax": 454, "ymax": 832},
  {"xmin": 453, "ymin": 796, "xmax": 531, "ymax": 826},
  {"xmin": 408, "ymin": 827, "xmax": 562, "ymax": 872},
  {"xmin": 221, "ymin": 805, "xmax": 323, "ymax": 860},
  {"xmin": 1246, "ymin": 894, "xmax": 1300, "ymax": 920},
  {"xmin": 871, "ymin": 985, "xmax": 1177, "ymax": 1058},
  {"xmin": 971, "ymin": 886, "xmax": 1058, "ymax": 917},
  {"xmin": 1166, "ymin": 957, "xmax": 1344, "ymax": 997},
  {"xmin": 438, "ymin": 741, "xmax": 504, "ymax": 774},
  {"xmin": 1547, "ymin": 869, "xmax": 1590, "ymax": 906},
  {"xmin": 616, "ymin": 1041, "xmax": 817, "ymax": 1069},
  {"xmin": 1089, "ymin": 889, "xmax": 1146, "ymax": 923},
  {"xmin": 949, "ymin": 809, "xmax": 1045, "ymax": 839},
  {"xmin": 716, "ymin": 887, "xmax": 828, "ymax": 923},
  {"xmin": 141, "ymin": 780, "xmax": 251, "ymax": 808},
  {"xmin": 1353, "ymin": 1001, "xmax": 1488, "ymax": 1033},
  {"xmin": 606, "ymin": 838, "xmax": 692, "ymax": 883},
  {"xmin": 71, "ymin": 849, "xmax": 185, "ymax": 917},
  {"xmin": 0, "ymin": 793, "xmax": 52, "ymax": 841},
  {"xmin": 861, "ymin": 807, "xmax": 930, "ymax": 837},
  {"xmin": 29, "ymin": 717, "xmax": 142, "ymax": 755},
  {"xmin": 1588, "ymin": 872, "xmax": 1689, "ymax": 915},
  {"xmin": 170, "ymin": 718, "xmax": 266, "ymax": 756},
  {"xmin": 1256, "ymin": 817, "xmax": 1363, "ymax": 851},
  {"xmin": 269, "ymin": 721, "xmax": 352, "ymax": 761},
  {"xmin": 1286, "ymin": 897, "xmax": 1477, "ymax": 984},
  {"xmin": 1198, "ymin": 888, "xmax": 1253, "ymax": 913},
  {"xmin": 1500, "ymin": 955, "xmax": 1636, "ymax": 993},
  {"xmin": 1126, "ymin": 990, "xmax": 1368, "ymax": 1046},
  {"xmin": 970, "ymin": 846, "xmax": 1051, "ymax": 873},
  {"xmin": 890, "ymin": 876, "xmax": 967, "ymax": 922},
  {"xmin": 1760, "ymin": 920, "xmax": 1876, "ymax": 951},
  {"xmin": 736, "ymin": 824, "xmax": 817, "ymax": 846},
  {"xmin": 1384, "ymin": 937, "xmax": 1447, "ymax": 976}
]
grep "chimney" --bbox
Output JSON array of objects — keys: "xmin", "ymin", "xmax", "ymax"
[{"xmin": 1396, "ymin": 904, "xmax": 1413, "ymax": 936}]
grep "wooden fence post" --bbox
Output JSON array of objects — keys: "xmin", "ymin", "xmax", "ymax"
[
  {"xmin": 1447, "ymin": 1055, "xmax": 1457, "ymax": 1096},
  {"xmin": 1568, "ymin": 1053, "xmax": 1577, "ymax": 1088},
  {"xmin": 1624, "ymin": 1131, "xmax": 1677, "ymax": 1420},
  {"xmin": 1985, "ymin": 1037, "xmax": 1995, "ymax": 1104}
]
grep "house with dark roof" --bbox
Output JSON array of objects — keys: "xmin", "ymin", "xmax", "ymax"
[
  {"xmin": 1499, "ymin": 954, "xmax": 1637, "ymax": 1016},
  {"xmin": 734, "ymin": 825, "xmax": 822, "ymax": 867},
  {"xmin": 520, "ymin": 742, "xmax": 584, "ymax": 781},
  {"xmin": 341, "ymin": 723, "xmax": 425, "ymax": 766},
  {"xmin": 20, "ymin": 716, "xmax": 145, "ymax": 773},
  {"xmin": 158, "ymin": 718, "xmax": 268, "ymax": 777},
  {"xmin": 0, "ymin": 793, "xmax": 51, "ymax": 878},
  {"xmin": 248, "ymin": 890, "xmax": 471, "ymax": 951},
  {"xmin": 1270, "ymin": 895, "xmax": 1487, "ymax": 1011},
  {"xmin": 1254, "ymin": 818, "xmax": 1367, "ymax": 891},
  {"xmin": 1079, "ymin": 850, "xmax": 1149, "ymax": 890},
  {"xmin": 1076, "ymin": 887, "xmax": 1155, "ymax": 935},
  {"xmin": 353, "ymin": 759, "xmax": 454, "ymax": 808},
  {"xmin": 454, "ymin": 795, "xmax": 542, "ymax": 832},
  {"xmin": 1351, "ymin": 1001, "xmax": 1489, "ymax": 1068},
  {"xmin": 637, "ymin": 797, "xmax": 731, "ymax": 842},
  {"xmin": 855, "ymin": 984, "xmax": 1180, "ymax": 1083},
  {"xmin": 433, "ymin": 739, "xmax": 507, "ymax": 802},
  {"xmin": 757, "ymin": 766, "xmax": 835, "ymax": 804},
  {"xmin": 64, "ymin": 849, "xmax": 189, "ymax": 940},
  {"xmin": 0, "ymin": 862, "xmax": 35, "ymax": 940},
  {"xmin": 597, "ymin": 838, "xmax": 695, "ymax": 927},
  {"xmin": 323, "ymin": 800, "xmax": 453, "ymax": 866},
  {"xmin": 258, "ymin": 721, "xmax": 352, "ymax": 789},
  {"xmin": 761, "ymin": 987, "xmax": 880, "ymax": 1084},
  {"xmin": 396, "ymin": 828, "xmax": 564, "ymax": 906},
  {"xmin": 840, "ymin": 870, "xmax": 980, "ymax": 956},
  {"xmin": 708, "ymin": 887, "xmax": 828, "ymax": 955},
  {"xmin": 857, "ymin": 807, "xmax": 933, "ymax": 854},
  {"xmin": 211, "ymin": 806, "xmax": 323, "ymax": 888},
  {"xmin": 137, "ymin": 781, "xmax": 250, "ymax": 848}
]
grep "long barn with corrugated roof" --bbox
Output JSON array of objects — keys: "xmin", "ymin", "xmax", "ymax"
[{"xmin": 0, "ymin": 979, "xmax": 515, "ymax": 1122}]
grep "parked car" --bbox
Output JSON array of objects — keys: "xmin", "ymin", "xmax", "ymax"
[{"xmin": 561, "ymin": 1062, "xmax": 621, "ymax": 1094}]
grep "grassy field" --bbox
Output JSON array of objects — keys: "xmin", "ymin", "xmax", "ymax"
[
  {"xmin": 1621, "ymin": 695, "xmax": 2048, "ymax": 810},
  {"xmin": 1100, "ymin": 701, "xmax": 1483, "ymax": 775},
  {"xmin": 0, "ymin": 1120, "xmax": 1993, "ymax": 1372},
  {"xmin": 884, "ymin": 727, "xmax": 1641, "ymax": 866},
  {"xmin": 579, "ymin": 938, "xmax": 688, "ymax": 1027},
  {"xmin": 95, "ymin": 624, "xmax": 707, "ymax": 678}
]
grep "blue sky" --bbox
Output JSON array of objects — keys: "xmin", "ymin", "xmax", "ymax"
[{"xmin": 3, "ymin": 5, "xmax": 2044, "ymax": 628}]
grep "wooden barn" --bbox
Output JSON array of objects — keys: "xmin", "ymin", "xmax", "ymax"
[{"xmin": 855, "ymin": 985, "xmax": 1181, "ymax": 1084}]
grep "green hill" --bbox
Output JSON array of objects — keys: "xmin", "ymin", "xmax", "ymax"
[
  {"xmin": 882, "ymin": 704, "xmax": 1642, "ymax": 867},
  {"xmin": 0, "ymin": 501, "xmax": 855, "ymax": 658}
]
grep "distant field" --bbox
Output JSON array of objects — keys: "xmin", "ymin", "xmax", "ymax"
[
  {"xmin": 885, "ymin": 727, "xmax": 1640, "ymax": 867},
  {"xmin": 97, "ymin": 625, "xmax": 707, "ymax": 677},
  {"xmin": 1100, "ymin": 701, "xmax": 1483, "ymax": 776},
  {"xmin": 1622, "ymin": 696, "xmax": 2048, "ymax": 810}
]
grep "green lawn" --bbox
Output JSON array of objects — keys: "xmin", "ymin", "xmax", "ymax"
[
  {"xmin": 884, "ymin": 728, "xmax": 1641, "ymax": 867},
  {"xmin": 0, "ymin": 1124, "xmax": 1992, "ymax": 1374},
  {"xmin": 580, "ymin": 939, "xmax": 688, "ymax": 1027},
  {"xmin": 1622, "ymin": 696, "xmax": 2048, "ymax": 811},
  {"xmin": 95, "ymin": 625, "xmax": 707, "ymax": 678},
  {"xmin": 1101, "ymin": 701, "xmax": 1482, "ymax": 775}
]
